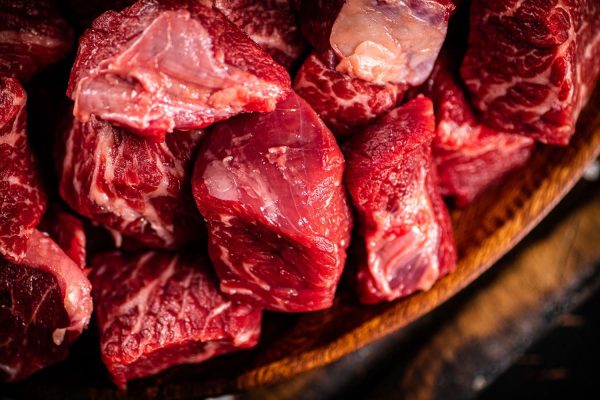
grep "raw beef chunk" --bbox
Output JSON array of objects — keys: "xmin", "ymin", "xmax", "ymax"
[
  {"xmin": 461, "ymin": 0, "xmax": 600, "ymax": 145},
  {"xmin": 57, "ymin": 115, "xmax": 204, "ymax": 249},
  {"xmin": 0, "ymin": 0, "xmax": 73, "ymax": 81},
  {"xmin": 193, "ymin": 92, "xmax": 352, "ymax": 312},
  {"xmin": 212, "ymin": 0, "xmax": 307, "ymax": 70},
  {"xmin": 297, "ymin": 0, "xmax": 456, "ymax": 85},
  {"xmin": 0, "ymin": 230, "xmax": 93, "ymax": 381},
  {"xmin": 0, "ymin": 78, "xmax": 47, "ymax": 263},
  {"xmin": 344, "ymin": 97, "xmax": 456, "ymax": 304},
  {"xmin": 294, "ymin": 51, "xmax": 405, "ymax": 138},
  {"xmin": 90, "ymin": 250, "xmax": 261, "ymax": 389},
  {"xmin": 425, "ymin": 55, "xmax": 535, "ymax": 207},
  {"xmin": 39, "ymin": 205, "xmax": 87, "ymax": 269},
  {"xmin": 68, "ymin": 0, "xmax": 291, "ymax": 141}
]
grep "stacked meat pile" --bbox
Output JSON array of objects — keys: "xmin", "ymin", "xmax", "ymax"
[{"xmin": 1, "ymin": 0, "xmax": 599, "ymax": 388}]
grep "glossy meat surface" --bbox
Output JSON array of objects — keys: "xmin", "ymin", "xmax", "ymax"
[
  {"xmin": 425, "ymin": 54, "xmax": 535, "ymax": 206},
  {"xmin": 68, "ymin": 0, "xmax": 291, "ymax": 141},
  {"xmin": 0, "ymin": 0, "xmax": 73, "ymax": 80},
  {"xmin": 298, "ymin": 0, "xmax": 456, "ymax": 85},
  {"xmin": 193, "ymin": 92, "xmax": 352, "ymax": 312},
  {"xmin": 344, "ymin": 97, "xmax": 456, "ymax": 304},
  {"xmin": 39, "ymin": 205, "xmax": 87, "ymax": 269},
  {"xmin": 58, "ymin": 115, "xmax": 204, "ymax": 249},
  {"xmin": 213, "ymin": 0, "xmax": 307, "ymax": 70},
  {"xmin": 0, "ymin": 78, "xmax": 47, "ymax": 263},
  {"xmin": 461, "ymin": 0, "xmax": 600, "ymax": 145},
  {"xmin": 294, "ymin": 51, "xmax": 404, "ymax": 138},
  {"xmin": 90, "ymin": 250, "xmax": 261, "ymax": 388},
  {"xmin": 0, "ymin": 230, "xmax": 92, "ymax": 381}
]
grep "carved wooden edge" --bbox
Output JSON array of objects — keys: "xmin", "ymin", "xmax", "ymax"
[{"xmin": 232, "ymin": 95, "xmax": 600, "ymax": 392}]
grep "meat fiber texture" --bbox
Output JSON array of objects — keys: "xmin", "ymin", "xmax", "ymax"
[
  {"xmin": 193, "ymin": 92, "xmax": 352, "ymax": 312},
  {"xmin": 294, "ymin": 51, "xmax": 405, "ymax": 138},
  {"xmin": 0, "ymin": 0, "xmax": 73, "ymax": 81},
  {"xmin": 0, "ymin": 230, "xmax": 93, "ymax": 381},
  {"xmin": 461, "ymin": 0, "xmax": 600, "ymax": 145},
  {"xmin": 90, "ymin": 250, "xmax": 261, "ymax": 389},
  {"xmin": 212, "ymin": 0, "xmax": 307, "ymax": 70},
  {"xmin": 297, "ymin": 0, "xmax": 456, "ymax": 86},
  {"xmin": 344, "ymin": 96, "xmax": 456, "ymax": 304},
  {"xmin": 0, "ymin": 78, "xmax": 47, "ymax": 263},
  {"xmin": 424, "ymin": 54, "xmax": 535, "ymax": 207},
  {"xmin": 38, "ymin": 204, "xmax": 87, "ymax": 269},
  {"xmin": 67, "ymin": 0, "xmax": 292, "ymax": 141},
  {"xmin": 57, "ymin": 115, "xmax": 205, "ymax": 250}
]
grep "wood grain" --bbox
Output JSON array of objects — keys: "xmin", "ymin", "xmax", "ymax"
[{"xmin": 2, "ymin": 90, "xmax": 600, "ymax": 400}]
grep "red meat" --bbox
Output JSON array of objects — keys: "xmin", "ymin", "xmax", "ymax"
[
  {"xmin": 344, "ymin": 96, "xmax": 456, "ymax": 304},
  {"xmin": 90, "ymin": 250, "xmax": 261, "ymax": 389},
  {"xmin": 0, "ymin": 0, "xmax": 73, "ymax": 81},
  {"xmin": 0, "ymin": 78, "xmax": 47, "ymax": 263},
  {"xmin": 297, "ymin": 0, "xmax": 456, "ymax": 86},
  {"xmin": 0, "ymin": 230, "xmax": 93, "ymax": 381},
  {"xmin": 294, "ymin": 51, "xmax": 405, "ymax": 138},
  {"xmin": 39, "ymin": 205, "xmax": 87, "ymax": 269},
  {"xmin": 67, "ymin": 0, "xmax": 291, "ymax": 141},
  {"xmin": 192, "ymin": 92, "xmax": 352, "ymax": 312},
  {"xmin": 57, "ymin": 115, "xmax": 204, "ymax": 249},
  {"xmin": 461, "ymin": 0, "xmax": 600, "ymax": 145},
  {"xmin": 212, "ymin": 0, "xmax": 307, "ymax": 70},
  {"xmin": 425, "ymin": 54, "xmax": 535, "ymax": 206}
]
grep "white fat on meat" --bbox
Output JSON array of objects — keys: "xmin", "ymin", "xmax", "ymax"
[{"xmin": 330, "ymin": 0, "xmax": 448, "ymax": 85}]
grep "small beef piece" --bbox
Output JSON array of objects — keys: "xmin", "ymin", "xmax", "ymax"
[
  {"xmin": 39, "ymin": 204, "xmax": 87, "ymax": 269},
  {"xmin": 90, "ymin": 250, "xmax": 261, "ymax": 389},
  {"xmin": 68, "ymin": 0, "xmax": 291, "ymax": 141},
  {"xmin": 345, "ymin": 96, "xmax": 456, "ymax": 304},
  {"xmin": 0, "ymin": 0, "xmax": 73, "ymax": 80},
  {"xmin": 461, "ymin": 0, "xmax": 600, "ymax": 145},
  {"xmin": 0, "ymin": 230, "xmax": 93, "ymax": 381},
  {"xmin": 212, "ymin": 0, "xmax": 307, "ymax": 70},
  {"xmin": 297, "ymin": 0, "xmax": 456, "ymax": 86},
  {"xmin": 193, "ymin": 92, "xmax": 352, "ymax": 312},
  {"xmin": 57, "ymin": 115, "xmax": 204, "ymax": 249},
  {"xmin": 425, "ymin": 54, "xmax": 534, "ymax": 207},
  {"xmin": 294, "ymin": 51, "xmax": 405, "ymax": 138},
  {"xmin": 0, "ymin": 78, "xmax": 47, "ymax": 263}
]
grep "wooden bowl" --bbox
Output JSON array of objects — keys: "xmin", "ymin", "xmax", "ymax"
[{"xmin": 4, "ymin": 88, "xmax": 600, "ymax": 400}]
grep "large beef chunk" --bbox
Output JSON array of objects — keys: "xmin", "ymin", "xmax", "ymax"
[
  {"xmin": 212, "ymin": 0, "xmax": 307, "ymax": 70},
  {"xmin": 344, "ymin": 97, "xmax": 456, "ymax": 304},
  {"xmin": 38, "ymin": 205, "xmax": 87, "ymax": 269},
  {"xmin": 0, "ymin": 0, "xmax": 73, "ymax": 80},
  {"xmin": 67, "ymin": 0, "xmax": 291, "ymax": 141},
  {"xmin": 193, "ymin": 92, "xmax": 352, "ymax": 312},
  {"xmin": 424, "ymin": 54, "xmax": 535, "ymax": 207},
  {"xmin": 0, "ymin": 230, "xmax": 93, "ymax": 381},
  {"xmin": 294, "ymin": 51, "xmax": 405, "ymax": 138},
  {"xmin": 461, "ymin": 0, "xmax": 600, "ymax": 145},
  {"xmin": 57, "ymin": 115, "xmax": 204, "ymax": 249},
  {"xmin": 90, "ymin": 250, "xmax": 261, "ymax": 389},
  {"xmin": 297, "ymin": 0, "xmax": 456, "ymax": 86},
  {"xmin": 0, "ymin": 78, "xmax": 47, "ymax": 263}
]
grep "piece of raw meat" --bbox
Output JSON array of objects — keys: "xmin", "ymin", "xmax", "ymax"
[
  {"xmin": 0, "ymin": 0, "xmax": 73, "ymax": 81},
  {"xmin": 0, "ymin": 78, "xmax": 47, "ymax": 263},
  {"xmin": 461, "ymin": 0, "xmax": 600, "ymax": 145},
  {"xmin": 344, "ymin": 96, "xmax": 456, "ymax": 304},
  {"xmin": 193, "ymin": 92, "xmax": 352, "ymax": 312},
  {"xmin": 424, "ymin": 54, "xmax": 535, "ymax": 207},
  {"xmin": 39, "ymin": 205, "xmax": 87, "ymax": 269},
  {"xmin": 212, "ymin": 0, "xmax": 307, "ymax": 70},
  {"xmin": 68, "ymin": 0, "xmax": 291, "ymax": 141},
  {"xmin": 57, "ymin": 115, "xmax": 205, "ymax": 249},
  {"xmin": 294, "ymin": 51, "xmax": 405, "ymax": 138},
  {"xmin": 90, "ymin": 250, "xmax": 261, "ymax": 389},
  {"xmin": 0, "ymin": 230, "xmax": 93, "ymax": 381},
  {"xmin": 297, "ymin": 0, "xmax": 456, "ymax": 86}
]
